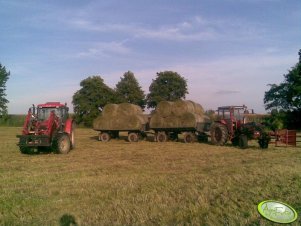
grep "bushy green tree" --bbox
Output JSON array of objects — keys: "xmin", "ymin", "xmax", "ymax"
[
  {"xmin": 264, "ymin": 50, "xmax": 301, "ymax": 111},
  {"xmin": 72, "ymin": 76, "xmax": 119, "ymax": 127},
  {"xmin": 115, "ymin": 71, "xmax": 146, "ymax": 109},
  {"xmin": 146, "ymin": 71, "xmax": 188, "ymax": 108},
  {"xmin": 0, "ymin": 63, "xmax": 10, "ymax": 115},
  {"xmin": 264, "ymin": 49, "xmax": 301, "ymax": 129}
]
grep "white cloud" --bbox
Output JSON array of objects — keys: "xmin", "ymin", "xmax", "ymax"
[{"xmin": 75, "ymin": 41, "xmax": 131, "ymax": 58}]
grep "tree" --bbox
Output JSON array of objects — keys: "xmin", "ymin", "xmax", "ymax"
[
  {"xmin": 0, "ymin": 63, "xmax": 10, "ymax": 115},
  {"xmin": 72, "ymin": 76, "xmax": 119, "ymax": 127},
  {"xmin": 264, "ymin": 50, "xmax": 301, "ymax": 111},
  {"xmin": 146, "ymin": 71, "xmax": 188, "ymax": 108},
  {"xmin": 264, "ymin": 49, "xmax": 301, "ymax": 129},
  {"xmin": 115, "ymin": 71, "xmax": 146, "ymax": 109}
]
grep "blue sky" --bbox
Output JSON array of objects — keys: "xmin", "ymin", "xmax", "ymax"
[{"xmin": 1, "ymin": 0, "xmax": 300, "ymax": 113}]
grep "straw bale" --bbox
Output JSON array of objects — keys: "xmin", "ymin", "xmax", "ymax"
[
  {"xmin": 102, "ymin": 104, "xmax": 119, "ymax": 117},
  {"xmin": 149, "ymin": 113, "xmax": 164, "ymax": 128},
  {"xmin": 117, "ymin": 103, "xmax": 143, "ymax": 115},
  {"xmin": 172, "ymin": 100, "xmax": 195, "ymax": 116},
  {"xmin": 188, "ymin": 101, "xmax": 204, "ymax": 115},
  {"xmin": 180, "ymin": 112, "xmax": 204, "ymax": 128},
  {"xmin": 156, "ymin": 101, "xmax": 173, "ymax": 117},
  {"xmin": 164, "ymin": 115, "xmax": 180, "ymax": 128}
]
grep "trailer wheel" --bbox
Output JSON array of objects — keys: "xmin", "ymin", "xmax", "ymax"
[
  {"xmin": 238, "ymin": 134, "xmax": 248, "ymax": 149},
  {"xmin": 99, "ymin": 132, "xmax": 110, "ymax": 142},
  {"xmin": 128, "ymin": 132, "xmax": 139, "ymax": 142},
  {"xmin": 183, "ymin": 132, "xmax": 196, "ymax": 143},
  {"xmin": 55, "ymin": 134, "xmax": 71, "ymax": 154},
  {"xmin": 156, "ymin": 132, "xmax": 168, "ymax": 142},
  {"xmin": 210, "ymin": 123, "xmax": 228, "ymax": 145}
]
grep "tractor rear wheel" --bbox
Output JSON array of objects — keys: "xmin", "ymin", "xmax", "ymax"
[
  {"xmin": 210, "ymin": 123, "xmax": 228, "ymax": 145},
  {"xmin": 183, "ymin": 132, "xmax": 196, "ymax": 143},
  {"xmin": 55, "ymin": 134, "xmax": 71, "ymax": 154},
  {"xmin": 238, "ymin": 134, "xmax": 248, "ymax": 149},
  {"xmin": 156, "ymin": 132, "xmax": 168, "ymax": 142}
]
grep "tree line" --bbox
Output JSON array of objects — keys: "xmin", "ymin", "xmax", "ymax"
[
  {"xmin": 72, "ymin": 71, "xmax": 188, "ymax": 126},
  {"xmin": 0, "ymin": 49, "xmax": 300, "ymax": 130}
]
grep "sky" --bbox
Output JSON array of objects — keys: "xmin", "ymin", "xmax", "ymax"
[{"xmin": 1, "ymin": 0, "xmax": 300, "ymax": 114}]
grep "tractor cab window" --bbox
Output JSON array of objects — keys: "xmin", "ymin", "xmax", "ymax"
[
  {"xmin": 234, "ymin": 108, "xmax": 244, "ymax": 121},
  {"xmin": 37, "ymin": 108, "xmax": 59, "ymax": 120},
  {"xmin": 218, "ymin": 109, "xmax": 231, "ymax": 119}
]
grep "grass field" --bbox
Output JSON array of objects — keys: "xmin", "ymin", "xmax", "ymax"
[{"xmin": 0, "ymin": 127, "xmax": 300, "ymax": 225}]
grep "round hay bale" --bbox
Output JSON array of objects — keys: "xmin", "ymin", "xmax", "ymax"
[
  {"xmin": 164, "ymin": 116, "xmax": 180, "ymax": 128},
  {"xmin": 172, "ymin": 100, "xmax": 195, "ymax": 116},
  {"xmin": 187, "ymin": 101, "xmax": 204, "ymax": 115},
  {"xmin": 93, "ymin": 115, "xmax": 112, "ymax": 130},
  {"xmin": 102, "ymin": 104, "xmax": 119, "ymax": 117},
  {"xmin": 180, "ymin": 112, "xmax": 203, "ymax": 128},
  {"xmin": 150, "ymin": 113, "xmax": 164, "ymax": 128},
  {"xmin": 156, "ymin": 101, "xmax": 173, "ymax": 117},
  {"xmin": 117, "ymin": 103, "xmax": 143, "ymax": 115}
]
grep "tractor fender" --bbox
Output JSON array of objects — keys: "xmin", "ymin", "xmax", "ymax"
[{"xmin": 64, "ymin": 119, "xmax": 73, "ymax": 134}]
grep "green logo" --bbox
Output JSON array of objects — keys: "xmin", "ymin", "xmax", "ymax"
[{"xmin": 258, "ymin": 200, "xmax": 298, "ymax": 224}]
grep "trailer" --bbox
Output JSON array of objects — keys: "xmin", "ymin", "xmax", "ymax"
[{"xmin": 151, "ymin": 122, "xmax": 211, "ymax": 143}]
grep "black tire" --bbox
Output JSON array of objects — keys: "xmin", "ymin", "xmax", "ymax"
[
  {"xmin": 210, "ymin": 123, "xmax": 228, "ymax": 145},
  {"xmin": 99, "ymin": 132, "xmax": 110, "ymax": 142},
  {"xmin": 128, "ymin": 132, "xmax": 139, "ymax": 142},
  {"xmin": 231, "ymin": 136, "xmax": 239, "ymax": 146},
  {"xmin": 19, "ymin": 146, "xmax": 34, "ymax": 154},
  {"xmin": 238, "ymin": 134, "xmax": 248, "ymax": 149},
  {"xmin": 55, "ymin": 134, "xmax": 71, "ymax": 154},
  {"xmin": 183, "ymin": 132, "xmax": 196, "ymax": 143},
  {"xmin": 156, "ymin": 132, "xmax": 168, "ymax": 142}
]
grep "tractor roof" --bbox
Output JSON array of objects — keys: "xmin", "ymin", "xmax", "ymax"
[
  {"xmin": 37, "ymin": 102, "xmax": 66, "ymax": 108},
  {"xmin": 217, "ymin": 105, "xmax": 247, "ymax": 110}
]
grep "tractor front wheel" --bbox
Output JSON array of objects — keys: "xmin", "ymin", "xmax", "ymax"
[
  {"xmin": 238, "ymin": 134, "xmax": 248, "ymax": 149},
  {"xmin": 210, "ymin": 123, "xmax": 228, "ymax": 145},
  {"xmin": 55, "ymin": 134, "xmax": 71, "ymax": 154},
  {"xmin": 19, "ymin": 146, "xmax": 34, "ymax": 154}
]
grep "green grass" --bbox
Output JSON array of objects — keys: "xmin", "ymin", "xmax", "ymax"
[{"xmin": 1, "ymin": 127, "xmax": 300, "ymax": 225}]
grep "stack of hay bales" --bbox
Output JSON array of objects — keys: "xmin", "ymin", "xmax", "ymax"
[
  {"xmin": 93, "ymin": 103, "xmax": 147, "ymax": 131},
  {"xmin": 150, "ymin": 100, "xmax": 206, "ymax": 129}
]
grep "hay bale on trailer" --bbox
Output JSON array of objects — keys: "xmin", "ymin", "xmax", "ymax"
[
  {"xmin": 149, "ymin": 100, "xmax": 208, "ymax": 143},
  {"xmin": 93, "ymin": 103, "xmax": 148, "ymax": 142}
]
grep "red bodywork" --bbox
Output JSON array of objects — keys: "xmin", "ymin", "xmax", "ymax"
[
  {"xmin": 18, "ymin": 102, "xmax": 73, "ymax": 147},
  {"xmin": 216, "ymin": 105, "xmax": 255, "ymax": 140}
]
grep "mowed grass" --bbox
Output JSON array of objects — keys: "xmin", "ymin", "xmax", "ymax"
[{"xmin": 0, "ymin": 127, "xmax": 300, "ymax": 226}]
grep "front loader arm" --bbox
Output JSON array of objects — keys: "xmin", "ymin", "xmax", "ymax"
[{"xmin": 22, "ymin": 109, "xmax": 32, "ymax": 135}]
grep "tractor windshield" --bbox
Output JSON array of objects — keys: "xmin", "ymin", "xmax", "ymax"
[{"xmin": 37, "ymin": 108, "xmax": 61, "ymax": 121}]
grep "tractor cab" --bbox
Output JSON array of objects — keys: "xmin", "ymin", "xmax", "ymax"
[
  {"xmin": 35, "ymin": 102, "xmax": 69, "ymax": 121},
  {"xmin": 217, "ymin": 105, "xmax": 248, "ymax": 129}
]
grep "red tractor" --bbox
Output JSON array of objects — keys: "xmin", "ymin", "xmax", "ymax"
[
  {"xmin": 17, "ymin": 102, "xmax": 75, "ymax": 154},
  {"xmin": 210, "ymin": 105, "xmax": 262, "ymax": 148}
]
